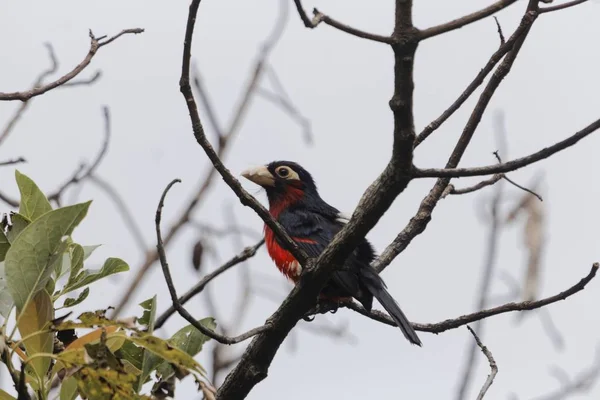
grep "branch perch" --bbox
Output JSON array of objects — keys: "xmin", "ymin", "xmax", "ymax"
[
  {"xmin": 324, "ymin": 263, "xmax": 598, "ymax": 333},
  {"xmin": 155, "ymin": 178, "xmax": 270, "ymax": 345},
  {"xmin": 468, "ymin": 326, "xmax": 498, "ymax": 400},
  {"xmin": 0, "ymin": 29, "xmax": 143, "ymax": 101}
]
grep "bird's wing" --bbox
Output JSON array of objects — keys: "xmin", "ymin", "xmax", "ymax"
[{"xmin": 277, "ymin": 209, "xmax": 361, "ymax": 294}]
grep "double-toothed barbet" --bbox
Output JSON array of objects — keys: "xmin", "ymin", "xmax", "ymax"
[{"xmin": 241, "ymin": 161, "xmax": 422, "ymax": 346}]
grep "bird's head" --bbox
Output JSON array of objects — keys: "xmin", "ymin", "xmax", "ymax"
[{"xmin": 241, "ymin": 161, "xmax": 318, "ymax": 214}]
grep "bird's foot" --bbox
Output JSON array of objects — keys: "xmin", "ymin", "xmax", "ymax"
[{"xmin": 302, "ymin": 314, "xmax": 316, "ymax": 322}]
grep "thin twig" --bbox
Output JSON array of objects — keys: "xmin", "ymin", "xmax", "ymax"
[
  {"xmin": 375, "ymin": 7, "xmax": 539, "ymax": 274},
  {"xmin": 0, "ymin": 157, "xmax": 26, "ymax": 167},
  {"xmin": 88, "ymin": 174, "xmax": 147, "ymax": 253},
  {"xmin": 493, "ymin": 16, "xmax": 506, "ymax": 45},
  {"xmin": 292, "ymin": 0, "xmax": 393, "ymax": 44},
  {"xmin": 190, "ymin": 220, "xmax": 262, "ymax": 240},
  {"xmin": 442, "ymin": 174, "xmax": 503, "ymax": 198},
  {"xmin": 110, "ymin": 0, "xmax": 290, "ymax": 318},
  {"xmin": 192, "ymin": 65, "xmax": 224, "ymax": 138},
  {"xmin": 323, "ymin": 263, "xmax": 599, "ymax": 332},
  {"xmin": 539, "ymin": 0, "xmax": 589, "ymax": 13},
  {"xmin": 467, "ymin": 326, "xmax": 498, "ymax": 400},
  {"xmin": 415, "ymin": 14, "xmax": 534, "ymax": 147},
  {"xmin": 0, "ymin": 43, "xmax": 58, "ymax": 146},
  {"xmin": 256, "ymin": 88, "xmax": 313, "ymax": 145},
  {"xmin": 414, "ymin": 117, "xmax": 600, "ymax": 178},
  {"xmin": 419, "ymin": 0, "xmax": 519, "ymax": 40},
  {"xmin": 531, "ymin": 346, "xmax": 600, "ymax": 400},
  {"xmin": 155, "ymin": 178, "xmax": 270, "ymax": 345},
  {"xmin": 493, "ymin": 151, "xmax": 543, "ymax": 201},
  {"xmin": 503, "ymin": 175, "xmax": 543, "ymax": 201},
  {"xmin": 0, "ymin": 29, "xmax": 143, "ymax": 101},
  {"xmin": 153, "ymin": 239, "xmax": 265, "ymax": 329},
  {"xmin": 47, "ymin": 106, "xmax": 112, "ymax": 203},
  {"xmin": 60, "ymin": 70, "xmax": 102, "ymax": 88}
]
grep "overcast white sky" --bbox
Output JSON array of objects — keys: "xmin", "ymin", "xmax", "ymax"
[{"xmin": 2, "ymin": 0, "xmax": 600, "ymax": 399}]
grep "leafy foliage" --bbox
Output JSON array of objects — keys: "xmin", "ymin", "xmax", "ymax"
[{"xmin": 0, "ymin": 172, "xmax": 214, "ymax": 399}]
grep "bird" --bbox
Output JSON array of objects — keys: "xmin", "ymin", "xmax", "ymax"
[{"xmin": 241, "ymin": 161, "xmax": 422, "ymax": 346}]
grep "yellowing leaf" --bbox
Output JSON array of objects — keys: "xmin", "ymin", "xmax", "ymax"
[
  {"xmin": 16, "ymin": 290, "xmax": 54, "ymax": 379},
  {"xmin": 5, "ymin": 202, "xmax": 91, "ymax": 312},
  {"xmin": 53, "ymin": 311, "xmax": 135, "ymax": 332},
  {"xmin": 59, "ymin": 376, "xmax": 79, "ymax": 400},
  {"xmin": 124, "ymin": 333, "xmax": 206, "ymax": 376},
  {"xmin": 74, "ymin": 366, "xmax": 152, "ymax": 400},
  {"xmin": 65, "ymin": 326, "xmax": 120, "ymax": 351},
  {"xmin": 15, "ymin": 170, "xmax": 52, "ymax": 221},
  {"xmin": 0, "ymin": 389, "xmax": 16, "ymax": 400}
]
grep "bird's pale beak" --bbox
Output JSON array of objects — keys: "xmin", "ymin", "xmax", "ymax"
[{"xmin": 241, "ymin": 165, "xmax": 275, "ymax": 187}]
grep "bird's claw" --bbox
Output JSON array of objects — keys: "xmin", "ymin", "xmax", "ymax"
[{"xmin": 303, "ymin": 314, "xmax": 316, "ymax": 322}]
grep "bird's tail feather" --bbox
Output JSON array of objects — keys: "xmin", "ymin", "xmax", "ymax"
[{"xmin": 361, "ymin": 269, "xmax": 422, "ymax": 346}]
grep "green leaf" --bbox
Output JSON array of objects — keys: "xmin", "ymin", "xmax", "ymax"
[
  {"xmin": 124, "ymin": 334, "xmax": 206, "ymax": 376},
  {"xmin": 59, "ymin": 376, "xmax": 79, "ymax": 400},
  {"xmin": 156, "ymin": 317, "xmax": 215, "ymax": 379},
  {"xmin": 62, "ymin": 258, "xmax": 129, "ymax": 294},
  {"xmin": 0, "ymin": 389, "xmax": 16, "ymax": 400},
  {"xmin": 118, "ymin": 341, "xmax": 144, "ymax": 372},
  {"xmin": 4, "ymin": 202, "xmax": 91, "ymax": 311},
  {"xmin": 5, "ymin": 213, "xmax": 30, "ymax": 243},
  {"xmin": 0, "ymin": 230, "xmax": 9, "ymax": 262},
  {"xmin": 49, "ymin": 240, "xmax": 70, "ymax": 282},
  {"xmin": 82, "ymin": 244, "xmax": 101, "ymax": 260},
  {"xmin": 15, "ymin": 170, "xmax": 52, "ymax": 221},
  {"xmin": 138, "ymin": 296, "xmax": 157, "ymax": 333},
  {"xmin": 65, "ymin": 244, "xmax": 85, "ymax": 289},
  {"xmin": 0, "ymin": 262, "xmax": 14, "ymax": 318},
  {"xmin": 17, "ymin": 289, "xmax": 54, "ymax": 379},
  {"xmin": 137, "ymin": 296, "xmax": 158, "ymax": 392},
  {"xmin": 62, "ymin": 287, "xmax": 90, "ymax": 308},
  {"xmin": 0, "ymin": 289, "xmax": 13, "ymax": 319}
]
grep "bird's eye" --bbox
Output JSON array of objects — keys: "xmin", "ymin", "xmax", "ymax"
[{"xmin": 276, "ymin": 167, "xmax": 290, "ymax": 178}]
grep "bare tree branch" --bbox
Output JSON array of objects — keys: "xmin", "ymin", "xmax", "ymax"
[
  {"xmin": 530, "ymin": 346, "xmax": 600, "ymax": 400},
  {"xmin": 374, "ymin": 7, "xmax": 539, "ymax": 274},
  {"xmin": 414, "ymin": 117, "xmax": 600, "ymax": 178},
  {"xmin": 88, "ymin": 174, "xmax": 147, "ymax": 253},
  {"xmin": 48, "ymin": 106, "xmax": 112, "ymax": 204},
  {"xmin": 321, "ymin": 263, "xmax": 598, "ymax": 333},
  {"xmin": 415, "ymin": 16, "xmax": 533, "ymax": 147},
  {"xmin": 153, "ymin": 239, "xmax": 265, "ymax": 330},
  {"xmin": 293, "ymin": 1, "xmax": 393, "ymax": 44},
  {"xmin": 455, "ymin": 175, "xmax": 501, "ymax": 400},
  {"xmin": 539, "ymin": 0, "xmax": 590, "ymax": 13},
  {"xmin": 111, "ymin": 0, "xmax": 290, "ymax": 318},
  {"xmin": 0, "ymin": 106, "xmax": 113, "ymax": 208},
  {"xmin": 0, "ymin": 29, "xmax": 143, "ymax": 101},
  {"xmin": 60, "ymin": 70, "xmax": 102, "ymax": 88},
  {"xmin": 419, "ymin": 0, "xmax": 519, "ymax": 40},
  {"xmin": 0, "ymin": 43, "xmax": 58, "ymax": 146},
  {"xmin": 467, "ymin": 326, "xmax": 498, "ymax": 400},
  {"xmin": 0, "ymin": 157, "xmax": 26, "ymax": 167},
  {"xmin": 155, "ymin": 178, "xmax": 271, "ymax": 345},
  {"xmin": 442, "ymin": 174, "xmax": 503, "ymax": 198}
]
